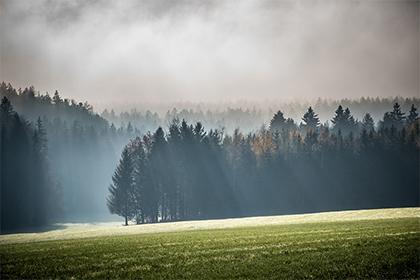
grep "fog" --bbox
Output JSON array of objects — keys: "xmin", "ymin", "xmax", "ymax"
[{"xmin": 1, "ymin": 0, "xmax": 418, "ymax": 109}]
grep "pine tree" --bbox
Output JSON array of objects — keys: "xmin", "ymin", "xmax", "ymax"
[
  {"xmin": 390, "ymin": 102, "xmax": 405, "ymax": 129},
  {"xmin": 52, "ymin": 91, "xmax": 62, "ymax": 105},
  {"xmin": 150, "ymin": 127, "xmax": 168, "ymax": 221},
  {"xmin": 302, "ymin": 107, "xmax": 320, "ymax": 131},
  {"xmin": 269, "ymin": 110, "xmax": 286, "ymax": 133},
  {"xmin": 406, "ymin": 104, "xmax": 419, "ymax": 125},
  {"xmin": 107, "ymin": 147, "xmax": 135, "ymax": 225},
  {"xmin": 362, "ymin": 113, "xmax": 375, "ymax": 132},
  {"xmin": 167, "ymin": 119, "xmax": 182, "ymax": 220},
  {"xmin": 0, "ymin": 96, "xmax": 13, "ymax": 121},
  {"xmin": 32, "ymin": 117, "xmax": 51, "ymax": 226},
  {"xmin": 391, "ymin": 102, "xmax": 405, "ymax": 122},
  {"xmin": 130, "ymin": 138, "xmax": 147, "ymax": 224},
  {"xmin": 331, "ymin": 105, "xmax": 345, "ymax": 131},
  {"xmin": 381, "ymin": 102, "xmax": 406, "ymax": 130}
]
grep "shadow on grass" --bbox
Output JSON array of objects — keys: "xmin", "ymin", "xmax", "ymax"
[{"xmin": 0, "ymin": 224, "xmax": 67, "ymax": 235}]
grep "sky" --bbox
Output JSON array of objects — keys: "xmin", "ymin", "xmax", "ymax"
[{"xmin": 0, "ymin": 0, "xmax": 418, "ymax": 109}]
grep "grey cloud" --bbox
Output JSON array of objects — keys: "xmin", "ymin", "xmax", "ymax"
[{"xmin": 0, "ymin": 0, "xmax": 418, "ymax": 109}]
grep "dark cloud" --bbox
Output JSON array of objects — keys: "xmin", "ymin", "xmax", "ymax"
[{"xmin": 0, "ymin": 0, "xmax": 418, "ymax": 109}]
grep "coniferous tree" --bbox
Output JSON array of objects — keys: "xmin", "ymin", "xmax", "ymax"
[
  {"xmin": 32, "ymin": 118, "xmax": 49, "ymax": 225},
  {"xmin": 406, "ymin": 104, "xmax": 419, "ymax": 125},
  {"xmin": 362, "ymin": 113, "xmax": 375, "ymax": 132},
  {"xmin": 167, "ymin": 119, "xmax": 182, "ymax": 220},
  {"xmin": 1, "ymin": 97, "xmax": 60, "ymax": 231},
  {"xmin": 149, "ymin": 127, "xmax": 168, "ymax": 221},
  {"xmin": 331, "ymin": 105, "xmax": 345, "ymax": 133},
  {"xmin": 107, "ymin": 147, "xmax": 135, "ymax": 226},
  {"xmin": 381, "ymin": 103, "xmax": 406, "ymax": 130},
  {"xmin": 391, "ymin": 102, "xmax": 405, "ymax": 124},
  {"xmin": 269, "ymin": 111, "xmax": 286, "ymax": 133},
  {"xmin": 129, "ymin": 137, "xmax": 147, "ymax": 224},
  {"xmin": 301, "ymin": 107, "xmax": 320, "ymax": 131}
]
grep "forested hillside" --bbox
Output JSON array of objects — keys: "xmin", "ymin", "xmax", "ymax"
[
  {"xmin": 1, "ymin": 82, "xmax": 419, "ymax": 229},
  {"xmin": 0, "ymin": 98, "xmax": 60, "ymax": 231},
  {"xmin": 0, "ymin": 83, "xmax": 135, "ymax": 223}
]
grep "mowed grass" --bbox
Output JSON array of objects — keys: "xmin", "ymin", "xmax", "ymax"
[{"xmin": 1, "ymin": 215, "xmax": 419, "ymax": 279}]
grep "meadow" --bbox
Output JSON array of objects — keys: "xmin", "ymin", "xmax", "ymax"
[{"xmin": 1, "ymin": 208, "xmax": 419, "ymax": 279}]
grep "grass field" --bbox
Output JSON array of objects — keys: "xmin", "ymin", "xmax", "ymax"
[{"xmin": 1, "ymin": 208, "xmax": 419, "ymax": 279}]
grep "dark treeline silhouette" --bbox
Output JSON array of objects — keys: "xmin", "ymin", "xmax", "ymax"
[
  {"xmin": 1, "ymin": 97, "xmax": 60, "ymax": 232},
  {"xmin": 102, "ymin": 97, "xmax": 420, "ymax": 134},
  {"xmin": 0, "ymin": 82, "xmax": 137, "ymax": 222},
  {"xmin": 1, "ymin": 81, "xmax": 419, "ymax": 227},
  {"xmin": 108, "ymin": 104, "xmax": 419, "ymax": 224}
]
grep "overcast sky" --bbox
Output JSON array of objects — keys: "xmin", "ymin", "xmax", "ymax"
[{"xmin": 0, "ymin": 0, "xmax": 418, "ymax": 108}]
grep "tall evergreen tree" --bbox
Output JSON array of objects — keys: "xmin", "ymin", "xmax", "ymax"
[
  {"xmin": 150, "ymin": 127, "xmax": 168, "ymax": 221},
  {"xmin": 269, "ymin": 111, "xmax": 286, "ymax": 133},
  {"xmin": 362, "ymin": 113, "xmax": 375, "ymax": 132},
  {"xmin": 130, "ymin": 137, "xmax": 147, "ymax": 224},
  {"xmin": 301, "ymin": 107, "xmax": 320, "ymax": 131},
  {"xmin": 406, "ymin": 104, "xmax": 419, "ymax": 125},
  {"xmin": 391, "ymin": 102, "xmax": 405, "ymax": 123},
  {"xmin": 107, "ymin": 147, "xmax": 135, "ymax": 226},
  {"xmin": 331, "ymin": 105, "xmax": 345, "ymax": 132},
  {"xmin": 381, "ymin": 102, "xmax": 406, "ymax": 130}
]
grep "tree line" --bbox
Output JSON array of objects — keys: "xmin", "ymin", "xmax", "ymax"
[
  {"xmin": 108, "ymin": 103, "xmax": 419, "ymax": 225},
  {"xmin": 1, "ymin": 81, "xmax": 418, "ymax": 229},
  {"xmin": 0, "ymin": 83, "xmax": 137, "ymax": 223},
  {"xmin": 1, "ymin": 97, "xmax": 60, "ymax": 232},
  {"xmin": 102, "ymin": 97, "xmax": 420, "ymax": 134}
]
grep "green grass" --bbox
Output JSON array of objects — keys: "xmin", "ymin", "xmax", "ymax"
[{"xmin": 1, "ymin": 217, "xmax": 419, "ymax": 279}]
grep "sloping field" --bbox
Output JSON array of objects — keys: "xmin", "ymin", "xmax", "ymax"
[
  {"xmin": 0, "ymin": 208, "xmax": 419, "ymax": 279},
  {"xmin": 1, "ymin": 207, "xmax": 418, "ymax": 244}
]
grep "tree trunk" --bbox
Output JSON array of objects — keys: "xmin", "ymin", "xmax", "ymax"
[{"xmin": 125, "ymin": 215, "xmax": 128, "ymax": 226}]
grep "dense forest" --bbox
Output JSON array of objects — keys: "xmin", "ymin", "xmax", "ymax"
[
  {"xmin": 102, "ymin": 98, "xmax": 420, "ymax": 134},
  {"xmin": 1, "ymin": 81, "xmax": 419, "ymax": 230},
  {"xmin": 108, "ymin": 103, "xmax": 419, "ymax": 224},
  {"xmin": 1, "ymin": 97, "xmax": 60, "ymax": 231},
  {"xmin": 0, "ymin": 82, "xmax": 134, "ymax": 225}
]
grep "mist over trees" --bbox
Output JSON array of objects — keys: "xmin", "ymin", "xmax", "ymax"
[
  {"xmin": 101, "ymin": 98, "xmax": 420, "ymax": 134},
  {"xmin": 0, "ymin": 82, "xmax": 136, "ymax": 222},
  {"xmin": 108, "ymin": 105, "xmax": 419, "ymax": 224},
  {"xmin": 1, "ymin": 81, "xmax": 418, "ymax": 229},
  {"xmin": 1, "ymin": 97, "xmax": 60, "ymax": 232}
]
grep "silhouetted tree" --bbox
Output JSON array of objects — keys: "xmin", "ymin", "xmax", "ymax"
[
  {"xmin": 301, "ymin": 107, "xmax": 320, "ymax": 131},
  {"xmin": 270, "ymin": 111, "xmax": 286, "ymax": 132},
  {"xmin": 406, "ymin": 104, "xmax": 418, "ymax": 125},
  {"xmin": 362, "ymin": 113, "xmax": 375, "ymax": 132},
  {"xmin": 107, "ymin": 147, "xmax": 135, "ymax": 226}
]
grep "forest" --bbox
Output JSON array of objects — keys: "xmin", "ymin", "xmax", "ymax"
[
  {"xmin": 102, "ymin": 98, "xmax": 420, "ymax": 134},
  {"xmin": 107, "ymin": 104, "xmax": 419, "ymax": 224},
  {"xmin": 0, "ymin": 82, "xmax": 419, "ymax": 230},
  {"xmin": 0, "ymin": 82, "xmax": 132, "ymax": 229}
]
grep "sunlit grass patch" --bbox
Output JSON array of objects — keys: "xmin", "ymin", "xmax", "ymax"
[{"xmin": 1, "ymin": 210, "xmax": 419, "ymax": 279}]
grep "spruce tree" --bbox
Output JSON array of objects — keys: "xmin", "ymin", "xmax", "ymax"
[
  {"xmin": 362, "ymin": 113, "xmax": 375, "ymax": 132},
  {"xmin": 269, "ymin": 110, "xmax": 286, "ymax": 133},
  {"xmin": 391, "ymin": 102, "xmax": 405, "ymax": 129},
  {"xmin": 331, "ymin": 105, "xmax": 345, "ymax": 132},
  {"xmin": 107, "ymin": 147, "xmax": 135, "ymax": 225},
  {"xmin": 302, "ymin": 107, "xmax": 320, "ymax": 131},
  {"xmin": 130, "ymin": 138, "xmax": 147, "ymax": 224},
  {"xmin": 406, "ymin": 104, "xmax": 419, "ymax": 125}
]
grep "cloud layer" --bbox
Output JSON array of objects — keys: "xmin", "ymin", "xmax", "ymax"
[{"xmin": 1, "ymin": 0, "xmax": 418, "ymax": 108}]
